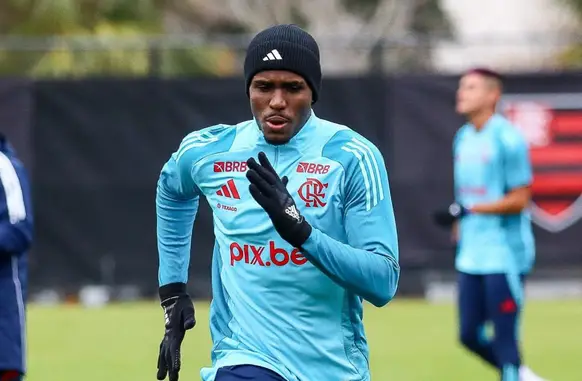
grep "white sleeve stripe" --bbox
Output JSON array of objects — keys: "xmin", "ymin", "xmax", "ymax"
[
  {"xmin": 341, "ymin": 146, "xmax": 372, "ymax": 211},
  {"xmin": 0, "ymin": 152, "xmax": 26, "ymax": 224},
  {"xmin": 176, "ymin": 131, "xmax": 219, "ymax": 161},
  {"xmin": 345, "ymin": 141, "xmax": 378, "ymax": 207},
  {"xmin": 179, "ymin": 131, "xmax": 215, "ymax": 148},
  {"xmin": 350, "ymin": 138, "xmax": 385, "ymax": 201},
  {"xmin": 11, "ymin": 256, "xmax": 26, "ymax": 370}
]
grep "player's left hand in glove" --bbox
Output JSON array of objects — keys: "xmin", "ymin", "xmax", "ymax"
[
  {"xmin": 157, "ymin": 283, "xmax": 196, "ymax": 381},
  {"xmin": 432, "ymin": 202, "xmax": 470, "ymax": 228},
  {"xmin": 246, "ymin": 151, "xmax": 312, "ymax": 248}
]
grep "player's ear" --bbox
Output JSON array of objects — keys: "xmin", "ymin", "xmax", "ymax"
[{"xmin": 492, "ymin": 91, "xmax": 502, "ymax": 105}]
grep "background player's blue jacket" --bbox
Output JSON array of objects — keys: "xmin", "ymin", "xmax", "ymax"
[
  {"xmin": 453, "ymin": 114, "xmax": 535, "ymax": 275},
  {"xmin": 157, "ymin": 112, "xmax": 400, "ymax": 381},
  {"xmin": 0, "ymin": 137, "xmax": 33, "ymax": 374}
]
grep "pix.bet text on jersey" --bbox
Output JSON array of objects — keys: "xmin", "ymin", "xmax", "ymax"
[{"xmin": 156, "ymin": 112, "xmax": 400, "ymax": 381}]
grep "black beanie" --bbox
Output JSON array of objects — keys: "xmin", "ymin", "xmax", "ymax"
[{"xmin": 244, "ymin": 24, "xmax": 322, "ymax": 103}]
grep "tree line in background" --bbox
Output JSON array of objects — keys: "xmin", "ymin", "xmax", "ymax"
[
  {"xmin": 0, "ymin": 0, "xmax": 452, "ymax": 77},
  {"xmin": 560, "ymin": 0, "xmax": 582, "ymax": 65},
  {"xmin": 0, "ymin": 0, "xmax": 229, "ymax": 77},
  {"xmin": 0, "ymin": 0, "xmax": 579, "ymax": 78}
]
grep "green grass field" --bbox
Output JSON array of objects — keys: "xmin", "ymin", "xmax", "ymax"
[{"xmin": 27, "ymin": 299, "xmax": 581, "ymax": 381}]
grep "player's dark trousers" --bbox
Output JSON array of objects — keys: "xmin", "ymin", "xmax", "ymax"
[
  {"xmin": 0, "ymin": 370, "xmax": 22, "ymax": 381},
  {"xmin": 215, "ymin": 365, "xmax": 286, "ymax": 380},
  {"xmin": 458, "ymin": 272, "xmax": 523, "ymax": 381},
  {"xmin": 0, "ymin": 255, "xmax": 27, "ymax": 376}
]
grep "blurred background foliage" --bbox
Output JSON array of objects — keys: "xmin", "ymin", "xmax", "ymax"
[
  {"xmin": 0, "ymin": 0, "xmax": 451, "ymax": 77},
  {"xmin": 559, "ymin": 0, "xmax": 582, "ymax": 68},
  {"xmin": 0, "ymin": 0, "xmax": 579, "ymax": 77},
  {"xmin": 0, "ymin": 0, "xmax": 235, "ymax": 77}
]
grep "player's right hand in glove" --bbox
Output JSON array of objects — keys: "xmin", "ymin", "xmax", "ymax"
[
  {"xmin": 157, "ymin": 282, "xmax": 196, "ymax": 381},
  {"xmin": 246, "ymin": 152, "xmax": 312, "ymax": 249},
  {"xmin": 432, "ymin": 202, "xmax": 470, "ymax": 228}
]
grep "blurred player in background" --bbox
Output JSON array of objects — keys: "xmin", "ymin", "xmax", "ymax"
[
  {"xmin": 433, "ymin": 68, "xmax": 548, "ymax": 381},
  {"xmin": 155, "ymin": 24, "xmax": 400, "ymax": 381},
  {"xmin": 0, "ymin": 134, "xmax": 33, "ymax": 381}
]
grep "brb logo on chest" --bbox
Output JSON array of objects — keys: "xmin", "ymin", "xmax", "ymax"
[
  {"xmin": 230, "ymin": 241, "xmax": 307, "ymax": 267},
  {"xmin": 214, "ymin": 161, "xmax": 248, "ymax": 173}
]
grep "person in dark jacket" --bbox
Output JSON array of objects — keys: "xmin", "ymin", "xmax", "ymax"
[{"xmin": 0, "ymin": 134, "xmax": 33, "ymax": 381}]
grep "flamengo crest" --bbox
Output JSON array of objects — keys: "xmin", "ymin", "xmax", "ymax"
[{"xmin": 500, "ymin": 93, "xmax": 582, "ymax": 233}]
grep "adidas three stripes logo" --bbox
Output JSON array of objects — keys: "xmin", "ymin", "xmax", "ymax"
[
  {"xmin": 262, "ymin": 49, "xmax": 283, "ymax": 61},
  {"xmin": 216, "ymin": 179, "xmax": 240, "ymax": 199}
]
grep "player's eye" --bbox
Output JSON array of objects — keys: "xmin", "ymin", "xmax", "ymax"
[
  {"xmin": 285, "ymin": 83, "xmax": 304, "ymax": 93},
  {"xmin": 254, "ymin": 82, "xmax": 273, "ymax": 92}
]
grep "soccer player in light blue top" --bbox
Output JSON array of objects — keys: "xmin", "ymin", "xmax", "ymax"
[
  {"xmin": 155, "ymin": 24, "xmax": 400, "ymax": 381},
  {"xmin": 433, "ymin": 68, "xmax": 548, "ymax": 381}
]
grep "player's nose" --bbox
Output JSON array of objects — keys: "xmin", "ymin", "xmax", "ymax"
[{"xmin": 269, "ymin": 90, "xmax": 287, "ymax": 110}]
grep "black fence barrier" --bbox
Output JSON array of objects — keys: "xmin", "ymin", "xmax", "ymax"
[
  {"xmin": 0, "ymin": 79, "xmax": 33, "ymax": 169},
  {"xmin": 1, "ymin": 72, "xmax": 579, "ymax": 298}
]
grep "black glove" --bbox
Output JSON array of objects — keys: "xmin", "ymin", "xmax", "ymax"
[
  {"xmin": 432, "ymin": 202, "xmax": 470, "ymax": 228},
  {"xmin": 246, "ymin": 151, "xmax": 312, "ymax": 248},
  {"xmin": 157, "ymin": 283, "xmax": 196, "ymax": 381}
]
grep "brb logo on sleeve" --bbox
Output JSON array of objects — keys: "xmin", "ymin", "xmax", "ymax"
[
  {"xmin": 296, "ymin": 162, "xmax": 330, "ymax": 174},
  {"xmin": 230, "ymin": 241, "xmax": 308, "ymax": 267}
]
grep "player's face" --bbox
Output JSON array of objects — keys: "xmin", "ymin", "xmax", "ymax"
[
  {"xmin": 249, "ymin": 70, "xmax": 313, "ymax": 145},
  {"xmin": 456, "ymin": 73, "xmax": 498, "ymax": 116}
]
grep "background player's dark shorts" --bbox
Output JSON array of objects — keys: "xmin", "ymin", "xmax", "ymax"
[
  {"xmin": 457, "ymin": 272, "xmax": 526, "ymax": 333},
  {"xmin": 457, "ymin": 272, "xmax": 525, "ymax": 368},
  {"xmin": 215, "ymin": 365, "xmax": 285, "ymax": 381},
  {"xmin": 458, "ymin": 272, "xmax": 526, "ymax": 313}
]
